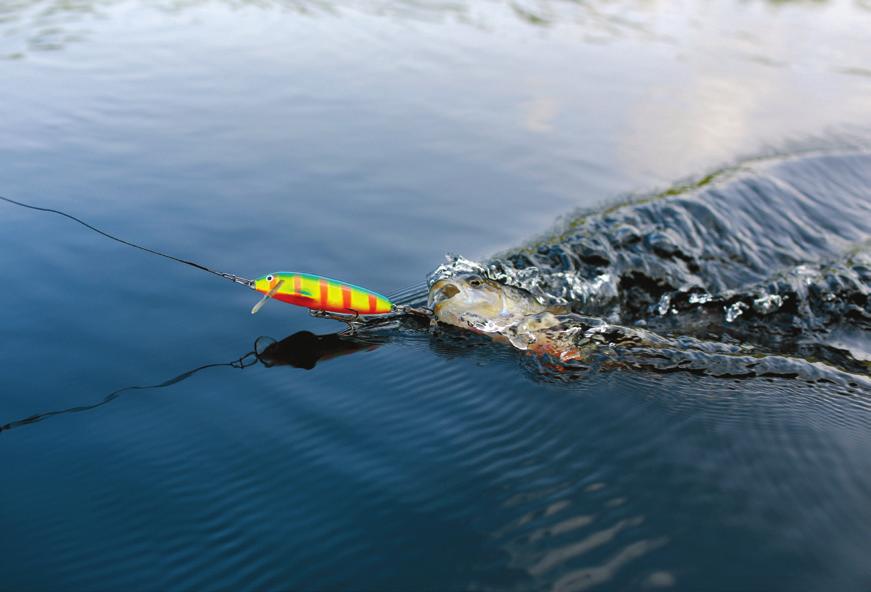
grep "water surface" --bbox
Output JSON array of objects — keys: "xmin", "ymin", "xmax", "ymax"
[{"xmin": 2, "ymin": 1, "xmax": 871, "ymax": 590}]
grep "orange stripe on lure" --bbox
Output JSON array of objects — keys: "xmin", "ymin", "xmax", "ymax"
[{"xmin": 251, "ymin": 272, "xmax": 394, "ymax": 316}]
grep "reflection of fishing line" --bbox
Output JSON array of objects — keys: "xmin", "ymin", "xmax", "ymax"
[
  {"xmin": 0, "ymin": 351, "xmax": 259, "ymax": 434},
  {"xmin": 0, "ymin": 327, "xmax": 397, "ymax": 433}
]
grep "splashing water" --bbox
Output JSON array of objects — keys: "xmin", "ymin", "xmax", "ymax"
[{"xmin": 427, "ymin": 152, "xmax": 871, "ymax": 378}]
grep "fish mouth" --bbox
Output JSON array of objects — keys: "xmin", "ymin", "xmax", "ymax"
[{"xmin": 429, "ymin": 280, "xmax": 461, "ymax": 308}]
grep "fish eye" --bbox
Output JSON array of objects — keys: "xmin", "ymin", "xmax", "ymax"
[
  {"xmin": 267, "ymin": 275, "xmax": 274, "ymax": 282},
  {"xmin": 468, "ymin": 276, "xmax": 483, "ymax": 288}
]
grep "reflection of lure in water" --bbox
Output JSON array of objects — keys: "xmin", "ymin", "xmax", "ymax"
[
  {"xmin": 0, "ymin": 330, "xmax": 384, "ymax": 433},
  {"xmin": 3, "ymin": 318, "xmax": 864, "ymax": 436},
  {"xmin": 256, "ymin": 331, "xmax": 383, "ymax": 369}
]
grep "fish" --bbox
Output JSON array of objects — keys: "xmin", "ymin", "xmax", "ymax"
[
  {"xmin": 429, "ymin": 273, "xmax": 551, "ymax": 327},
  {"xmin": 428, "ymin": 273, "xmax": 586, "ymax": 361},
  {"xmin": 426, "ymin": 272, "xmax": 755, "ymax": 366},
  {"xmin": 425, "ymin": 271, "xmax": 871, "ymax": 384}
]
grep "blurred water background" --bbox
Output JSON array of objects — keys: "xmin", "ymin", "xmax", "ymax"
[{"xmin": 2, "ymin": 1, "xmax": 871, "ymax": 590}]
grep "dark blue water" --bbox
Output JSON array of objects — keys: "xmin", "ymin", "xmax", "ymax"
[{"xmin": 2, "ymin": 2, "xmax": 871, "ymax": 590}]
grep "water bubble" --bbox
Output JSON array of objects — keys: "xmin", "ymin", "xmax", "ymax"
[
  {"xmin": 657, "ymin": 294, "xmax": 671, "ymax": 316},
  {"xmin": 725, "ymin": 301, "xmax": 748, "ymax": 323},
  {"xmin": 753, "ymin": 293, "xmax": 784, "ymax": 314},
  {"xmin": 688, "ymin": 292, "xmax": 712, "ymax": 305}
]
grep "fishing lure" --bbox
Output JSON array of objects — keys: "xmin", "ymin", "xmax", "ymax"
[
  {"xmin": 250, "ymin": 272, "xmax": 394, "ymax": 316},
  {"xmin": 0, "ymin": 194, "xmax": 429, "ymax": 322}
]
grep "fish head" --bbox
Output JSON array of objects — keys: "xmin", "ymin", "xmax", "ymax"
[{"xmin": 428, "ymin": 273, "xmax": 547, "ymax": 331}]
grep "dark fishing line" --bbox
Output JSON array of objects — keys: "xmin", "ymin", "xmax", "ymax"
[
  {"xmin": 0, "ymin": 194, "xmax": 437, "ymax": 324},
  {"xmin": 0, "ymin": 194, "xmax": 254, "ymax": 287}
]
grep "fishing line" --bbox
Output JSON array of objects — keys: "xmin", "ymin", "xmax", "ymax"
[
  {"xmin": 0, "ymin": 194, "xmax": 253, "ymax": 288},
  {"xmin": 1, "ymin": 193, "xmax": 434, "ymax": 319}
]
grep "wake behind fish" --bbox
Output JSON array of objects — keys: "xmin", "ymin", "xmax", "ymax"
[{"xmin": 426, "ymin": 151, "xmax": 871, "ymax": 380}]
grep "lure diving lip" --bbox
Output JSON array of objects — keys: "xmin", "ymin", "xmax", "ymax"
[
  {"xmin": 251, "ymin": 279, "xmax": 285, "ymax": 314},
  {"xmin": 251, "ymin": 272, "xmax": 394, "ymax": 316}
]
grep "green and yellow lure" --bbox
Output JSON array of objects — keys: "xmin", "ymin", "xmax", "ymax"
[{"xmin": 251, "ymin": 272, "xmax": 394, "ymax": 316}]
